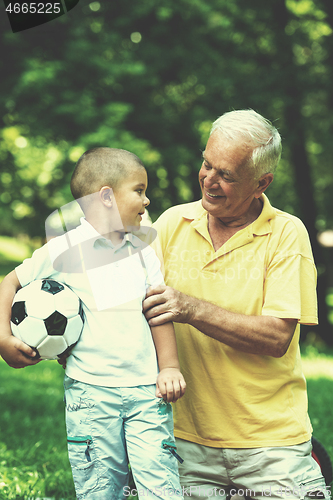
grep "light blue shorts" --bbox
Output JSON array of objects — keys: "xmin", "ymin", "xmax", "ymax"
[{"xmin": 64, "ymin": 376, "xmax": 183, "ymax": 499}]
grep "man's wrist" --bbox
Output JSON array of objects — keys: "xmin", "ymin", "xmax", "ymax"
[{"xmin": 182, "ymin": 293, "xmax": 198, "ymax": 324}]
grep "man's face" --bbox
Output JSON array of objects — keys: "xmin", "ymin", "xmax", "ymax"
[
  {"xmin": 113, "ymin": 167, "xmax": 150, "ymax": 231},
  {"xmin": 199, "ymin": 133, "xmax": 262, "ymax": 223}
]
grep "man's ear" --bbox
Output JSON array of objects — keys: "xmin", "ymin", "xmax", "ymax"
[
  {"xmin": 99, "ymin": 186, "xmax": 113, "ymax": 207},
  {"xmin": 255, "ymin": 173, "xmax": 274, "ymax": 198}
]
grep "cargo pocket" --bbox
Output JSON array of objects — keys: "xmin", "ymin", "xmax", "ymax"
[
  {"xmin": 162, "ymin": 439, "xmax": 184, "ymax": 464},
  {"xmin": 67, "ymin": 435, "xmax": 93, "ymax": 463},
  {"xmin": 299, "ymin": 476, "xmax": 330, "ymax": 499},
  {"xmin": 67, "ymin": 435, "xmax": 96, "ymax": 497},
  {"xmin": 159, "ymin": 440, "xmax": 183, "ymax": 496}
]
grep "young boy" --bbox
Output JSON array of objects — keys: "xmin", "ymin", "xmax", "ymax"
[{"xmin": 0, "ymin": 147, "xmax": 186, "ymax": 499}]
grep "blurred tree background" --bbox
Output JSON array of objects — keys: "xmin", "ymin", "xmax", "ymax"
[{"xmin": 1, "ymin": 0, "xmax": 333, "ymax": 343}]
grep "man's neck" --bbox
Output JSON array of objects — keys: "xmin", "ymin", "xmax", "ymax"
[
  {"xmin": 212, "ymin": 198, "xmax": 263, "ymax": 229},
  {"xmin": 207, "ymin": 198, "xmax": 263, "ymax": 250}
]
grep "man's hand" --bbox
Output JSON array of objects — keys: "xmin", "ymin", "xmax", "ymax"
[
  {"xmin": 0, "ymin": 335, "xmax": 40, "ymax": 369},
  {"xmin": 156, "ymin": 367, "xmax": 186, "ymax": 403},
  {"xmin": 143, "ymin": 285, "xmax": 195, "ymax": 326}
]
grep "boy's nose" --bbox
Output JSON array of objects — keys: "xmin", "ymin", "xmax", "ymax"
[{"xmin": 144, "ymin": 196, "xmax": 150, "ymax": 207}]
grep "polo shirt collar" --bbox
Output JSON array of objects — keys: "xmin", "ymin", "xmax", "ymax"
[
  {"xmin": 181, "ymin": 194, "xmax": 276, "ymax": 239},
  {"xmin": 251, "ymin": 194, "xmax": 276, "ymax": 236},
  {"xmin": 77, "ymin": 218, "xmax": 142, "ymax": 249}
]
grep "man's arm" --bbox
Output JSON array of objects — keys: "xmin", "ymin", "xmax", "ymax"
[
  {"xmin": 150, "ymin": 321, "xmax": 186, "ymax": 402},
  {"xmin": 0, "ymin": 270, "xmax": 39, "ymax": 368},
  {"xmin": 144, "ymin": 285, "xmax": 297, "ymax": 358}
]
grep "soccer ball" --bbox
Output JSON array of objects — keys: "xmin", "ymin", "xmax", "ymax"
[{"xmin": 11, "ymin": 279, "xmax": 84, "ymax": 360}]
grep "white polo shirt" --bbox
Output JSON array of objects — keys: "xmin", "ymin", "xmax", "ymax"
[{"xmin": 15, "ymin": 218, "xmax": 163, "ymax": 387}]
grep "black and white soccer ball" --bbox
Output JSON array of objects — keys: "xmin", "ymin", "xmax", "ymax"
[{"xmin": 11, "ymin": 279, "xmax": 84, "ymax": 360}]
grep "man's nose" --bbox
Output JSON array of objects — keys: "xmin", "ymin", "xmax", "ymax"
[{"xmin": 204, "ymin": 170, "xmax": 219, "ymax": 189}]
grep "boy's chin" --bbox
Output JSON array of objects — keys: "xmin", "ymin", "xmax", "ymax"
[{"xmin": 124, "ymin": 223, "xmax": 141, "ymax": 233}]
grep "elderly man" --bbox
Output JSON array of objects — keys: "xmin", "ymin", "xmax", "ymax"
[{"xmin": 143, "ymin": 110, "xmax": 329, "ymax": 500}]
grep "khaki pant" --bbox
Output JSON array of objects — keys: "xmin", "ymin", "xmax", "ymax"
[{"xmin": 176, "ymin": 438, "xmax": 330, "ymax": 500}]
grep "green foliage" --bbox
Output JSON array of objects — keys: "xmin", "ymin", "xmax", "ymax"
[
  {"xmin": 327, "ymin": 288, "xmax": 333, "ymax": 325},
  {"xmin": 1, "ymin": 0, "xmax": 333, "ymax": 236},
  {"xmin": 0, "ymin": 236, "xmax": 39, "ymax": 281}
]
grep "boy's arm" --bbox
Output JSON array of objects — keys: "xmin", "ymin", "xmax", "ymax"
[
  {"xmin": 0, "ymin": 270, "xmax": 39, "ymax": 368},
  {"xmin": 150, "ymin": 322, "xmax": 186, "ymax": 403}
]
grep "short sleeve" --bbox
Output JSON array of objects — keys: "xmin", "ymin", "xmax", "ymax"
[
  {"xmin": 262, "ymin": 218, "xmax": 318, "ymax": 325},
  {"xmin": 15, "ymin": 243, "xmax": 55, "ymax": 287},
  {"xmin": 262, "ymin": 254, "xmax": 317, "ymax": 324},
  {"xmin": 143, "ymin": 245, "xmax": 165, "ymax": 289}
]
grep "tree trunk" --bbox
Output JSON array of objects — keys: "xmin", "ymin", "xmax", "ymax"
[{"xmin": 272, "ymin": 0, "xmax": 333, "ymax": 344}]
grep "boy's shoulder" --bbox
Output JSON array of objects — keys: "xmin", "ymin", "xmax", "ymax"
[{"xmin": 131, "ymin": 227, "xmax": 158, "ymax": 252}]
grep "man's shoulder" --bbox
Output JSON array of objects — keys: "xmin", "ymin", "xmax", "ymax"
[
  {"xmin": 261, "ymin": 195, "xmax": 307, "ymax": 234},
  {"xmin": 272, "ymin": 206, "xmax": 309, "ymax": 236},
  {"xmin": 268, "ymin": 205, "xmax": 314, "ymax": 258}
]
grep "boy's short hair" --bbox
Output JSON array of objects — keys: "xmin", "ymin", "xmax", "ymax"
[{"xmin": 70, "ymin": 147, "xmax": 145, "ymax": 200}]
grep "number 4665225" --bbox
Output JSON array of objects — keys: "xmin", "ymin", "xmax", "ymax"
[{"xmin": 5, "ymin": 3, "xmax": 62, "ymax": 14}]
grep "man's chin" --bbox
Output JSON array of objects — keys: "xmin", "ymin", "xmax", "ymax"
[{"xmin": 201, "ymin": 197, "xmax": 219, "ymax": 213}]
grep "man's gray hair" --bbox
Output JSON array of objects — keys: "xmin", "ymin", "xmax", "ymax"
[{"xmin": 210, "ymin": 109, "xmax": 282, "ymax": 178}]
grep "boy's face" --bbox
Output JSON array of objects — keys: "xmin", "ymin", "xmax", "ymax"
[{"xmin": 113, "ymin": 167, "xmax": 150, "ymax": 231}]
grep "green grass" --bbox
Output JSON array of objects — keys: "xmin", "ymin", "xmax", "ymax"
[
  {"xmin": 0, "ymin": 361, "xmax": 138, "ymax": 500},
  {"xmin": 0, "ymin": 349, "xmax": 332, "ymax": 499},
  {"xmin": 301, "ymin": 347, "xmax": 333, "ymax": 464},
  {"xmin": 0, "ymin": 360, "xmax": 75, "ymax": 499}
]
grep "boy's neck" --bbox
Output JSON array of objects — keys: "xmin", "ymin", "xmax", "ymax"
[
  {"xmin": 86, "ymin": 218, "xmax": 131, "ymax": 246},
  {"xmin": 85, "ymin": 208, "xmax": 126, "ymax": 245},
  {"xmin": 84, "ymin": 199, "xmax": 126, "ymax": 245},
  {"xmin": 108, "ymin": 230, "xmax": 126, "ymax": 246}
]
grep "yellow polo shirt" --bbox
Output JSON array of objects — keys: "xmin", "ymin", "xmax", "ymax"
[{"xmin": 153, "ymin": 194, "xmax": 317, "ymax": 448}]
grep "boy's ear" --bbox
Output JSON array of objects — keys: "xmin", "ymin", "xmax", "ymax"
[{"xmin": 99, "ymin": 186, "xmax": 113, "ymax": 207}]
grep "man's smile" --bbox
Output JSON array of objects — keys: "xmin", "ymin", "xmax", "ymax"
[{"xmin": 205, "ymin": 191, "xmax": 224, "ymax": 199}]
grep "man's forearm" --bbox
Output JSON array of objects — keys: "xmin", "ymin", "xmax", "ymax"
[
  {"xmin": 184, "ymin": 294, "xmax": 297, "ymax": 358},
  {"xmin": 144, "ymin": 285, "xmax": 297, "ymax": 358}
]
